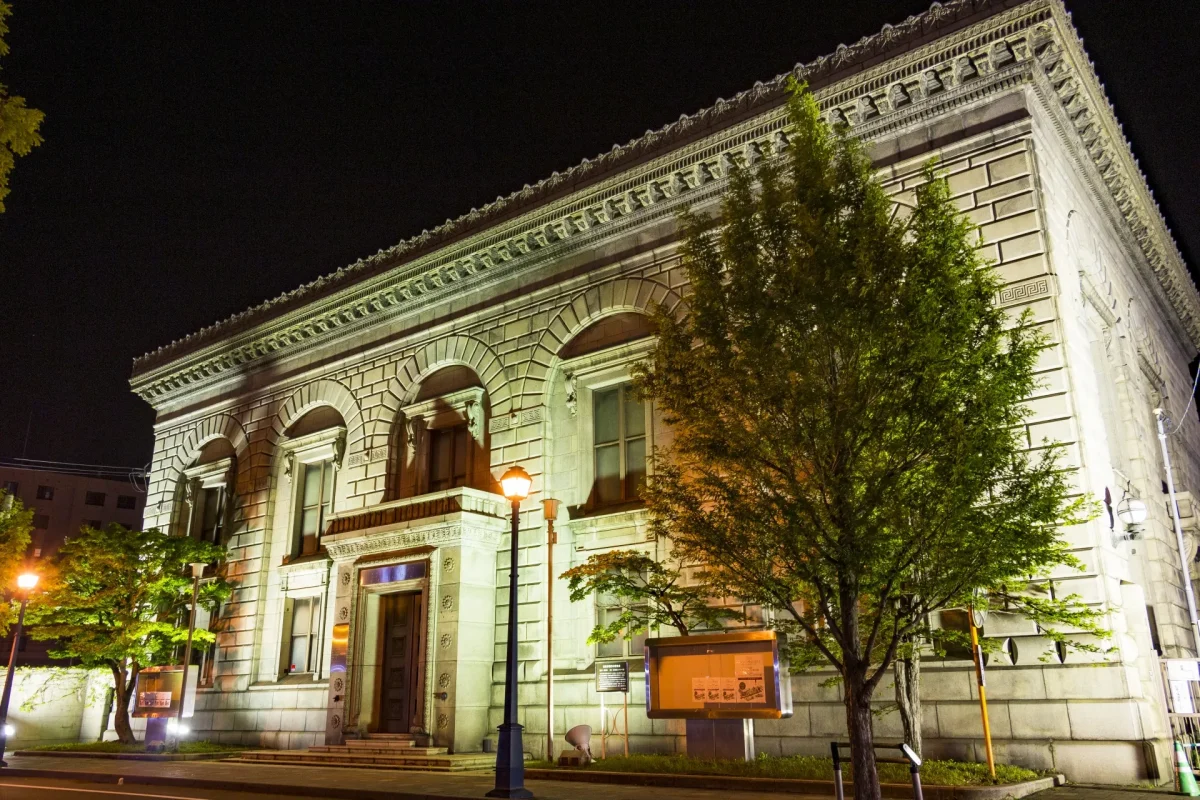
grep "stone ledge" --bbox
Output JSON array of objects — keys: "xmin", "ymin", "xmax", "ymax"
[{"xmin": 523, "ymin": 768, "xmax": 1064, "ymax": 799}]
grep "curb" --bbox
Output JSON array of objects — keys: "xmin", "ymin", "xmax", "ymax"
[
  {"xmin": 523, "ymin": 768, "xmax": 1063, "ymax": 800},
  {"xmin": 0, "ymin": 767, "xmax": 467, "ymax": 800},
  {"xmin": 14, "ymin": 750, "xmax": 242, "ymax": 762}
]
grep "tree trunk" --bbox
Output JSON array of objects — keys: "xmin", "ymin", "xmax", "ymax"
[
  {"xmin": 845, "ymin": 671, "xmax": 880, "ymax": 800},
  {"xmin": 893, "ymin": 645, "xmax": 922, "ymax": 756},
  {"xmin": 111, "ymin": 662, "xmax": 137, "ymax": 745}
]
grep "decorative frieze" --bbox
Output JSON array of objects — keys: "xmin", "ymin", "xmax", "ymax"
[{"xmin": 130, "ymin": 0, "xmax": 1199, "ymax": 407}]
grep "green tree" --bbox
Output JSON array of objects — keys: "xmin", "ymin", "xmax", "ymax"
[
  {"xmin": 0, "ymin": 0, "xmax": 45, "ymax": 213},
  {"xmin": 0, "ymin": 490, "xmax": 33, "ymax": 633},
  {"xmin": 561, "ymin": 549, "xmax": 742, "ymax": 645},
  {"xmin": 29, "ymin": 525, "xmax": 231, "ymax": 744},
  {"xmin": 636, "ymin": 83, "xmax": 1090, "ymax": 800}
]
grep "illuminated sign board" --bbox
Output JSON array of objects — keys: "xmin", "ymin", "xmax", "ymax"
[{"xmin": 644, "ymin": 630, "xmax": 791, "ymax": 720}]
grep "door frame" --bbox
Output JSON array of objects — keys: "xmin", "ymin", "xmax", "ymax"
[{"xmin": 348, "ymin": 561, "xmax": 430, "ymax": 736}]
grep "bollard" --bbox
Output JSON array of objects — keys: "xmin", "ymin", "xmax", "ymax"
[
  {"xmin": 900, "ymin": 743, "xmax": 923, "ymax": 800},
  {"xmin": 831, "ymin": 741, "xmax": 845, "ymax": 800}
]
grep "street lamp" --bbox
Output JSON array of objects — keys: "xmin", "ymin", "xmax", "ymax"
[
  {"xmin": 0, "ymin": 572, "xmax": 39, "ymax": 766},
  {"xmin": 172, "ymin": 562, "xmax": 207, "ymax": 750},
  {"xmin": 489, "ymin": 465, "xmax": 533, "ymax": 799}
]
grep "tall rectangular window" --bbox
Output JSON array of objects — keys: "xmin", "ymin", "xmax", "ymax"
[
  {"xmin": 428, "ymin": 424, "xmax": 469, "ymax": 492},
  {"xmin": 3, "ymin": 481, "xmax": 19, "ymax": 495},
  {"xmin": 117, "ymin": 494, "xmax": 137, "ymax": 509},
  {"xmin": 196, "ymin": 487, "xmax": 225, "ymax": 545},
  {"xmin": 84, "ymin": 491, "xmax": 106, "ymax": 506},
  {"xmin": 286, "ymin": 596, "xmax": 321, "ymax": 674},
  {"xmin": 596, "ymin": 600, "xmax": 649, "ymax": 660},
  {"xmin": 36, "ymin": 485, "xmax": 54, "ymax": 501},
  {"xmin": 32, "ymin": 513, "xmax": 49, "ymax": 529},
  {"xmin": 296, "ymin": 460, "xmax": 334, "ymax": 555},
  {"xmin": 593, "ymin": 384, "xmax": 647, "ymax": 506}
]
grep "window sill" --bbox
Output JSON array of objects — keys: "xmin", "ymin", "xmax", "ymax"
[{"xmin": 568, "ymin": 501, "xmax": 646, "ymax": 522}]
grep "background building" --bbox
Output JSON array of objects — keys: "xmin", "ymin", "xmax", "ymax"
[{"xmin": 0, "ymin": 461, "xmax": 146, "ymax": 666}]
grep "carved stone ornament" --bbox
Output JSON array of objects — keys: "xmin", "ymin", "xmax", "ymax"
[
  {"xmin": 338, "ymin": 605, "xmax": 349, "ymax": 621},
  {"xmin": 407, "ymin": 416, "xmax": 424, "ymax": 458},
  {"xmin": 182, "ymin": 478, "xmax": 198, "ymax": 506},
  {"xmin": 564, "ymin": 372, "xmax": 577, "ymax": 417},
  {"xmin": 438, "ymin": 672, "xmax": 451, "ymax": 689},
  {"xmin": 441, "ymin": 594, "xmax": 454, "ymax": 611},
  {"xmin": 340, "ymin": 570, "xmax": 352, "ymax": 587},
  {"xmin": 465, "ymin": 401, "xmax": 481, "ymax": 436},
  {"xmin": 283, "ymin": 452, "xmax": 295, "ymax": 481},
  {"xmin": 437, "ymin": 713, "xmax": 449, "ymax": 730},
  {"xmin": 439, "ymin": 633, "xmax": 452, "ymax": 649},
  {"xmin": 331, "ymin": 714, "xmax": 341, "ymax": 729},
  {"xmin": 333, "ymin": 677, "xmax": 344, "ymax": 693},
  {"xmin": 332, "ymin": 433, "xmax": 347, "ymax": 472},
  {"xmin": 442, "ymin": 556, "xmax": 455, "ymax": 574}
]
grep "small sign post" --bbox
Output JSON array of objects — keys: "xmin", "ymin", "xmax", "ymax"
[{"xmin": 596, "ymin": 661, "xmax": 630, "ymax": 757}]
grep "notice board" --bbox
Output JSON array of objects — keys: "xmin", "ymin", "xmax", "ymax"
[{"xmin": 644, "ymin": 630, "xmax": 791, "ymax": 719}]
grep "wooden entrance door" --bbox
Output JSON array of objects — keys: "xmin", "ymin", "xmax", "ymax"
[{"xmin": 378, "ymin": 592, "xmax": 423, "ymax": 733}]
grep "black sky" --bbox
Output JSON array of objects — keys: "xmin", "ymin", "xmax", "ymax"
[{"xmin": 1, "ymin": 1, "xmax": 1197, "ymax": 469}]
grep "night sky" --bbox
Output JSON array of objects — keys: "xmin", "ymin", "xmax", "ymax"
[{"xmin": 1, "ymin": 1, "xmax": 1197, "ymax": 469}]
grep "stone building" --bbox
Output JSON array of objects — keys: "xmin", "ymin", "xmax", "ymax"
[{"xmin": 126, "ymin": 0, "xmax": 1200, "ymax": 783}]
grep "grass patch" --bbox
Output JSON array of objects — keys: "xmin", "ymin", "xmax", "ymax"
[
  {"xmin": 528, "ymin": 753, "xmax": 1043, "ymax": 786},
  {"xmin": 29, "ymin": 740, "xmax": 242, "ymax": 754}
]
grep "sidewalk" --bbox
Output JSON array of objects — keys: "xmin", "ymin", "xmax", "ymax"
[{"xmin": 0, "ymin": 754, "xmax": 825, "ymax": 800}]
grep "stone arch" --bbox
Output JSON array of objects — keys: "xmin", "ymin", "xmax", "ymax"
[
  {"xmin": 369, "ymin": 335, "xmax": 510, "ymax": 453},
  {"xmin": 265, "ymin": 379, "xmax": 366, "ymax": 472},
  {"xmin": 170, "ymin": 412, "xmax": 250, "ymax": 477},
  {"xmin": 521, "ymin": 276, "xmax": 685, "ymax": 406}
]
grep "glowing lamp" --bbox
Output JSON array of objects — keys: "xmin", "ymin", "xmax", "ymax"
[
  {"xmin": 500, "ymin": 465, "xmax": 532, "ymax": 503},
  {"xmin": 3, "ymin": 723, "xmax": 13, "ymax": 736},
  {"xmin": 1117, "ymin": 497, "xmax": 1148, "ymax": 527},
  {"xmin": 16, "ymin": 573, "xmax": 38, "ymax": 591}
]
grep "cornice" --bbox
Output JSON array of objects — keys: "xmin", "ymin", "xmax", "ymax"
[{"xmin": 130, "ymin": 0, "xmax": 1200, "ymax": 405}]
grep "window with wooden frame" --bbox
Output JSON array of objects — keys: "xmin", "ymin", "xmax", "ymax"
[
  {"xmin": 592, "ymin": 383, "xmax": 647, "ymax": 507},
  {"xmin": 296, "ymin": 459, "xmax": 335, "ymax": 556},
  {"xmin": 283, "ymin": 595, "xmax": 323, "ymax": 676}
]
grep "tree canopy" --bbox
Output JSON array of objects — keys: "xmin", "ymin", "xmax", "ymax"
[
  {"xmin": 30, "ymin": 524, "xmax": 230, "ymax": 743},
  {"xmin": 0, "ymin": 490, "xmax": 33, "ymax": 633},
  {"xmin": 0, "ymin": 1, "xmax": 45, "ymax": 213},
  {"xmin": 561, "ymin": 549, "xmax": 742, "ymax": 644},
  {"xmin": 636, "ymin": 82, "xmax": 1088, "ymax": 800}
]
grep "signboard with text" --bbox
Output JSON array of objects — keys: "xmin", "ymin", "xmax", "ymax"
[
  {"xmin": 644, "ymin": 630, "xmax": 791, "ymax": 720},
  {"xmin": 132, "ymin": 666, "xmax": 197, "ymax": 719},
  {"xmin": 597, "ymin": 661, "xmax": 630, "ymax": 693}
]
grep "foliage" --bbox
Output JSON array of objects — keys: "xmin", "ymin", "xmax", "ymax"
[
  {"xmin": 28, "ymin": 524, "xmax": 231, "ymax": 743},
  {"xmin": 29, "ymin": 740, "xmax": 243, "ymax": 754},
  {"xmin": 561, "ymin": 549, "xmax": 742, "ymax": 643},
  {"xmin": 527, "ymin": 753, "xmax": 1043, "ymax": 786},
  {"xmin": 0, "ymin": 489, "xmax": 33, "ymax": 633},
  {"xmin": 0, "ymin": 1, "xmax": 45, "ymax": 212},
  {"xmin": 635, "ymin": 81, "xmax": 1090, "ymax": 799},
  {"xmin": 14, "ymin": 666, "xmax": 108, "ymax": 713}
]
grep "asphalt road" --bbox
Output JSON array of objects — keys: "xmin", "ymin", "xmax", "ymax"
[{"xmin": 0, "ymin": 776, "xmax": 314, "ymax": 800}]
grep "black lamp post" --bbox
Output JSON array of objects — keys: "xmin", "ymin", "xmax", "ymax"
[
  {"xmin": 489, "ymin": 464, "xmax": 533, "ymax": 799},
  {"xmin": 0, "ymin": 571, "xmax": 39, "ymax": 767},
  {"xmin": 171, "ymin": 561, "xmax": 207, "ymax": 750}
]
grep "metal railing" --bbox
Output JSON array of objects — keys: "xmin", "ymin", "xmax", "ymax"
[{"xmin": 831, "ymin": 740, "xmax": 923, "ymax": 800}]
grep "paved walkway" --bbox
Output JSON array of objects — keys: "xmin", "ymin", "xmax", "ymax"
[
  {"xmin": 0, "ymin": 755, "xmax": 1182, "ymax": 800},
  {"xmin": 0, "ymin": 755, "xmax": 825, "ymax": 800}
]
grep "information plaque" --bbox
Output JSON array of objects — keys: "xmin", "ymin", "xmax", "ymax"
[
  {"xmin": 644, "ymin": 630, "xmax": 791, "ymax": 720},
  {"xmin": 597, "ymin": 661, "xmax": 630, "ymax": 693},
  {"xmin": 132, "ymin": 665, "xmax": 197, "ymax": 719}
]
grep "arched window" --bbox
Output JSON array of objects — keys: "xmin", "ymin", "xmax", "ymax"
[
  {"xmin": 180, "ymin": 438, "xmax": 236, "ymax": 545},
  {"xmin": 282, "ymin": 406, "xmax": 346, "ymax": 558},
  {"xmin": 397, "ymin": 366, "xmax": 487, "ymax": 498}
]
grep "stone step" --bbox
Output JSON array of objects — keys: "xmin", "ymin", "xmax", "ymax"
[
  {"xmin": 309, "ymin": 744, "xmax": 449, "ymax": 756},
  {"xmin": 233, "ymin": 749, "xmax": 494, "ymax": 772}
]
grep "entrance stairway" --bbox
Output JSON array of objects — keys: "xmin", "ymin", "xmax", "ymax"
[{"xmin": 232, "ymin": 733, "xmax": 495, "ymax": 772}]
